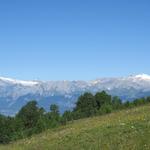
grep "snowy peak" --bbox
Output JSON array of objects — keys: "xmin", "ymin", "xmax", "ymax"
[
  {"xmin": 0, "ymin": 74, "xmax": 150, "ymax": 87},
  {"xmin": 134, "ymin": 74, "xmax": 150, "ymax": 80},
  {"xmin": 0, "ymin": 77, "xmax": 38, "ymax": 86}
]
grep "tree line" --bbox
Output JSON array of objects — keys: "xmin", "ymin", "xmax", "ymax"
[{"xmin": 0, "ymin": 91, "xmax": 150, "ymax": 144}]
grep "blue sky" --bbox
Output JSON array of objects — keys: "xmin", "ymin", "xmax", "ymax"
[{"xmin": 0, "ymin": 0, "xmax": 150, "ymax": 80}]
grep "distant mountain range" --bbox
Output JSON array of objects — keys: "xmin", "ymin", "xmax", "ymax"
[{"xmin": 1, "ymin": 74, "xmax": 150, "ymax": 116}]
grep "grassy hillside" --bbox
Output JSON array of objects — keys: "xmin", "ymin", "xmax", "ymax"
[{"xmin": 1, "ymin": 105, "xmax": 150, "ymax": 150}]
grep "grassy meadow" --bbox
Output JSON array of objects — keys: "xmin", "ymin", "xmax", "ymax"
[{"xmin": 0, "ymin": 104, "xmax": 150, "ymax": 150}]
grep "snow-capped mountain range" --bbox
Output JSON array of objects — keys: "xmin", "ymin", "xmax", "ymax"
[{"xmin": 1, "ymin": 74, "xmax": 150, "ymax": 116}]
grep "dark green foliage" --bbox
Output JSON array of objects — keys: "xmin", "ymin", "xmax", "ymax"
[
  {"xmin": 74, "ymin": 93, "xmax": 97, "ymax": 118},
  {"xmin": 124, "ymin": 101, "xmax": 131, "ymax": 108},
  {"xmin": 112, "ymin": 96, "xmax": 122, "ymax": 109},
  {"xmin": 147, "ymin": 96, "xmax": 150, "ymax": 102},
  {"xmin": 74, "ymin": 91, "xmax": 113, "ymax": 118},
  {"xmin": 99, "ymin": 104, "xmax": 113, "ymax": 115},
  {"xmin": 35, "ymin": 116, "xmax": 48, "ymax": 133},
  {"xmin": 50, "ymin": 104, "xmax": 59, "ymax": 114},
  {"xmin": 47, "ymin": 104, "xmax": 60, "ymax": 128},
  {"xmin": 0, "ymin": 115, "xmax": 10, "ymax": 144},
  {"xmin": 133, "ymin": 98, "xmax": 146, "ymax": 106},
  {"xmin": 17, "ymin": 101, "xmax": 44, "ymax": 129},
  {"xmin": 95, "ymin": 91, "xmax": 112, "ymax": 109},
  {"xmin": 61, "ymin": 111, "xmax": 73, "ymax": 124},
  {"xmin": 71, "ymin": 110, "xmax": 82, "ymax": 120}
]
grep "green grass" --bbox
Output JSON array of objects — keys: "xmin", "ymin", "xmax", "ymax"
[{"xmin": 1, "ymin": 105, "xmax": 150, "ymax": 150}]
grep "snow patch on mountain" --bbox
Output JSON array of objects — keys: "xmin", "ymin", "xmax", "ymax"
[
  {"xmin": 0, "ymin": 77, "xmax": 38, "ymax": 86},
  {"xmin": 134, "ymin": 74, "xmax": 150, "ymax": 80}
]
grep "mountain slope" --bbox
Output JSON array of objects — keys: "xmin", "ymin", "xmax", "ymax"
[
  {"xmin": 1, "ymin": 104, "xmax": 150, "ymax": 150},
  {"xmin": 1, "ymin": 74, "xmax": 150, "ymax": 115}
]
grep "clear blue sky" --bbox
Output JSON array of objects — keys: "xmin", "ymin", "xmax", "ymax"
[{"xmin": 0, "ymin": 0, "xmax": 150, "ymax": 80}]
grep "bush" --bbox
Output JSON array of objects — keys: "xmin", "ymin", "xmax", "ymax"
[{"xmin": 99, "ymin": 104, "xmax": 113, "ymax": 115}]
